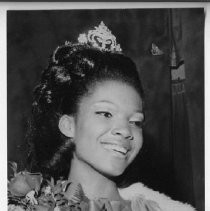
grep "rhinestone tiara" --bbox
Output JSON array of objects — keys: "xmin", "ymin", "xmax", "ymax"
[
  {"xmin": 77, "ymin": 21, "xmax": 122, "ymax": 53},
  {"xmin": 52, "ymin": 22, "xmax": 122, "ymax": 64}
]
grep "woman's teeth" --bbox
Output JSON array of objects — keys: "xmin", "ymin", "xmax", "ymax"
[{"xmin": 102, "ymin": 144, "xmax": 128, "ymax": 155}]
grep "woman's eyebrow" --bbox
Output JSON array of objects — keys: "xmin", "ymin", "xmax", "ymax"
[
  {"xmin": 91, "ymin": 101, "xmax": 118, "ymax": 111},
  {"xmin": 133, "ymin": 112, "xmax": 144, "ymax": 118},
  {"xmin": 131, "ymin": 111, "xmax": 145, "ymax": 121},
  {"xmin": 92, "ymin": 100, "xmax": 116, "ymax": 106}
]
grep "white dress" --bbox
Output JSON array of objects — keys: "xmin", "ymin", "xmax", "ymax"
[{"xmin": 119, "ymin": 182, "xmax": 196, "ymax": 211}]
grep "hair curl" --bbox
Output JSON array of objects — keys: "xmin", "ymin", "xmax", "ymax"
[{"xmin": 27, "ymin": 43, "xmax": 144, "ymax": 180}]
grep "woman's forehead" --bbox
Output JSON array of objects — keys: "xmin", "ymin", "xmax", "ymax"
[
  {"xmin": 80, "ymin": 80, "xmax": 143, "ymax": 111},
  {"xmin": 89, "ymin": 80, "xmax": 141, "ymax": 96}
]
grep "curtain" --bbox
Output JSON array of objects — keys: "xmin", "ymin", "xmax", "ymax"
[{"xmin": 169, "ymin": 9, "xmax": 203, "ymax": 208}]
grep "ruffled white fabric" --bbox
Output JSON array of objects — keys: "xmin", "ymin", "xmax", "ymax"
[{"xmin": 119, "ymin": 182, "xmax": 196, "ymax": 211}]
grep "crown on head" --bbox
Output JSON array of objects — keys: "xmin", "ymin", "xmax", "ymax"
[
  {"xmin": 77, "ymin": 21, "xmax": 122, "ymax": 53},
  {"xmin": 52, "ymin": 22, "xmax": 122, "ymax": 64}
]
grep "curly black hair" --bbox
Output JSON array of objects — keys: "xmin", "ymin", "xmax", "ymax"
[{"xmin": 27, "ymin": 42, "xmax": 144, "ymax": 180}]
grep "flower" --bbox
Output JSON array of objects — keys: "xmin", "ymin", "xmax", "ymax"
[
  {"xmin": 8, "ymin": 204, "xmax": 25, "ymax": 211},
  {"xmin": 8, "ymin": 165, "xmax": 43, "ymax": 197}
]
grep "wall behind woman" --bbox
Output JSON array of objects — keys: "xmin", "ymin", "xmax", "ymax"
[{"xmin": 7, "ymin": 9, "xmax": 204, "ymax": 211}]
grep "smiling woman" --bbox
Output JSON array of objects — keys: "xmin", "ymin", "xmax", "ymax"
[
  {"xmin": 64, "ymin": 81, "xmax": 144, "ymax": 182},
  {"xmin": 8, "ymin": 21, "xmax": 196, "ymax": 211}
]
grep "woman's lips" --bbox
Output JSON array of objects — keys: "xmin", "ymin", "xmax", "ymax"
[{"xmin": 100, "ymin": 141, "xmax": 130, "ymax": 157}]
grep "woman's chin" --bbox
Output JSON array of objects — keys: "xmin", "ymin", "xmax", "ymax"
[{"xmin": 99, "ymin": 165, "xmax": 127, "ymax": 178}]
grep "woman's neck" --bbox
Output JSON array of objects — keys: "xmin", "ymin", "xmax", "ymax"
[{"xmin": 68, "ymin": 155, "xmax": 123, "ymax": 201}]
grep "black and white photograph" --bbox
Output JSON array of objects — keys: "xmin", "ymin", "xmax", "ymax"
[{"xmin": 4, "ymin": 5, "xmax": 205, "ymax": 211}]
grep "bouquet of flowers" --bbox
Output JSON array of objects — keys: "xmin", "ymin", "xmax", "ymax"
[{"xmin": 7, "ymin": 162, "xmax": 89, "ymax": 211}]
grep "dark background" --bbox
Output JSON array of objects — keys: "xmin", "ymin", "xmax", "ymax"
[{"xmin": 7, "ymin": 9, "xmax": 204, "ymax": 211}]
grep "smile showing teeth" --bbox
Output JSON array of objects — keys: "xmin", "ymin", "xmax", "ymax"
[{"xmin": 102, "ymin": 144, "xmax": 128, "ymax": 155}]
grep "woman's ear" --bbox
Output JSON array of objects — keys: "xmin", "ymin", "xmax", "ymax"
[{"xmin": 58, "ymin": 115, "xmax": 75, "ymax": 138}]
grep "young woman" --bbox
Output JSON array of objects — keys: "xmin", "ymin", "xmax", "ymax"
[{"xmin": 8, "ymin": 22, "xmax": 195, "ymax": 211}]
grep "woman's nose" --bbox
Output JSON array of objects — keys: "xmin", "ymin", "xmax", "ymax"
[{"xmin": 111, "ymin": 122, "xmax": 133, "ymax": 140}]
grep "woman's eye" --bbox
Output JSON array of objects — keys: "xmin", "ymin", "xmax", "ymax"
[
  {"xmin": 129, "ymin": 120, "xmax": 144, "ymax": 128},
  {"xmin": 95, "ymin": 111, "xmax": 112, "ymax": 118}
]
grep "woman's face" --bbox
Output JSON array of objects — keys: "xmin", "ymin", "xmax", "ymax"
[{"xmin": 71, "ymin": 80, "xmax": 144, "ymax": 177}]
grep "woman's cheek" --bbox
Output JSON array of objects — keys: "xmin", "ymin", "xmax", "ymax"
[{"xmin": 134, "ymin": 131, "xmax": 143, "ymax": 150}]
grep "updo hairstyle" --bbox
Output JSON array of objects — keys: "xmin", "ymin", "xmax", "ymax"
[{"xmin": 27, "ymin": 42, "xmax": 144, "ymax": 180}]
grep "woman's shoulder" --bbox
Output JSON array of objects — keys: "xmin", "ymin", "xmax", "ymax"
[{"xmin": 119, "ymin": 182, "xmax": 196, "ymax": 211}]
